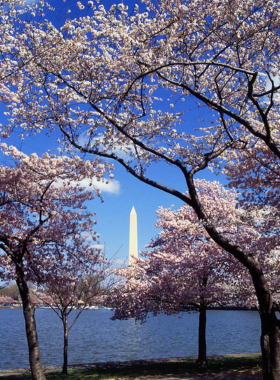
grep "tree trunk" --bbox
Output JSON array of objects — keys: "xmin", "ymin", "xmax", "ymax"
[
  {"xmin": 197, "ymin": 301, "xmax": 207, "ymax": 367},
  {"xmin": 184, "ymin": 169, "xmax": 280, "ymax": 378},
  {"xmin": 15, "ymin": 262, "xmax": 46, "ymax": 380},
  {"xmin": 242, "ymin": 258, "xmax": 280, "ymax": 380},
  {"xmin": 259, "ymin": 307, "xmax": 280, "ymax": 380},
  {"xmin": 62, "ymin": 314, "xmax": 68, "ymax": 375}
]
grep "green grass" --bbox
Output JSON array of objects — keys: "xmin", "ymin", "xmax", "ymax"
[{"xmin": 1, "ymin": 356, "xmax": 262, "ymax": 380}]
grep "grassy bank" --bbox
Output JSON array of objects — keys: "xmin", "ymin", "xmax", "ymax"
[{"xmin": 0, "ymin": 355, "xmax": 262, "ymax": 380}]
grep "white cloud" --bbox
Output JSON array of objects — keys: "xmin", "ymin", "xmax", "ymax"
[
  {"xmin": 52, "ymin": 177, "xmax": 121, "ymax": 195},
  {"xmin": 92, "ymin": 243, "xmax": 105, "ymax": 250},
  {"xmin": 265, "ymin": 72, "xmax": 280, "ymax": 92},
  {"xmin": 79, "ymin": 178, "xmax": 121, "ymax": 195},
  {"xmin": 115, "ymin": 258, "xmax": 127, "ymax": 266},
  {"xmin": 78, "ymin": 131, "xmax": 134, "ymax": 160}
]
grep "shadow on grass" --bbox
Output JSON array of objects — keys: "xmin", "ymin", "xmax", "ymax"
[{"xmin": 0, "ymin": 356, "xmax": 262, "ymax": 380}]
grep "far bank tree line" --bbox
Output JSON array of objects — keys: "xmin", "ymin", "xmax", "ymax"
[
  {"xmin": 0, "ymin": 1, "xmax": 280, "ymax": 380},
  {"xmin": 0, "ymin": 283, "xmax": 20, "ymax": 301}
]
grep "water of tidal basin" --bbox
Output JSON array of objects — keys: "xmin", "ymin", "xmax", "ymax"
[{"xmin": 1, "ymin": 308, "xmax": 261, "ymax": 370}]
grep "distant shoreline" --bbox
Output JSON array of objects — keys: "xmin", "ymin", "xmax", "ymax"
[{"xmin": 0, "ymin": 305, "xmax": 259, "ymax": 311}]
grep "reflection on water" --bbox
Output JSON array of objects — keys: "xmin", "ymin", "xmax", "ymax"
[{"xmin": 0, "ymin": 308, "xmax": 261, "ymax": 370}]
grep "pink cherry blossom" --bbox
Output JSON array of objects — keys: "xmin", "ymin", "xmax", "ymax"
[
  {"xmin": 0, "ymin": 1, "xmax": 280, "ymax": 378},
  {"xmin": 0, "ymin": 145, "xmax": 112, "ymax": 380},
  {"xmin": 109, "ymin": 180, "xmax": 270, "ymax": 366}
]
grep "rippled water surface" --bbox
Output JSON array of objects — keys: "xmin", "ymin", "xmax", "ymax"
[{"xmin": 1, "ymin": 308, "xmax": 261, "ymax": 370}]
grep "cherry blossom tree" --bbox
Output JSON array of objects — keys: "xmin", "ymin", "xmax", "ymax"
[
  {"xmin": 0, "ymin": 0, "xmax": 43, "ymax": 112},
  {"xmin": 0, "ymin": 144, "xmax": 113, "ymax": 380},
  {"xmin": 225, "ymin": 140, "xmax": 280, "ymax": 215},
  {"xmin": 34, "ymin": 248, "xmax": 112, "ymax": 375},
  {"xmin": 109, "ymin": 180, "xmax": 260, "ymax": 367},
  {"xmin": 1, "ymin": 1, "xmax": 280, "ymax": 378}
]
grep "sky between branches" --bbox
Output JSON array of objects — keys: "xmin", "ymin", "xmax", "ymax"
[{"xmin": 0, "ymin": 0, "xmax": 229, "ymax": 263}]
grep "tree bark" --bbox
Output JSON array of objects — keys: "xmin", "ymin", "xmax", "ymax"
[
  {"xmin": 261, "ymin": 316, "xmax": 280, "ymax": 380},
  {"xmin": 62, "ymin": 314, "xmax": 68, "ymax": 375},
  {"xmin": 197, "ymin": 301, "xmax": 207, "ymax": 367},
  {"xmin": 258, "ymin": 302, "xmax": 280, "ymax": 380},
  {"xmin": 15, "ymin": 261, "xmax": 46, "ymax": 380}
]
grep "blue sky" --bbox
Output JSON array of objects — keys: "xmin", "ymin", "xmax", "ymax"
[
  {"xmin": 0, "ymin": 0, "xmax": 225, "ymax": 264},
  {"xmin": 3, "ymin": 117, "xmax": 196, "ymax": 263},
  {"xmin": 1, "ymin": 137, "xmax": 184, "ymax": 263},
  {"xmin": 3, "ymin": 112, "xmax": 219, "ymax": 265}
]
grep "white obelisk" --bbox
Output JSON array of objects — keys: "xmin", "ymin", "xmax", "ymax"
[{"xmin": 129, "ymin": 206, "xmax": 138, "ymax": 266}]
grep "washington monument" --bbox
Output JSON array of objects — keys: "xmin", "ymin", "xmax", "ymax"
[{"xmin": 129, "ymin": 206, "xmax": 138, "ymax": 265}]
